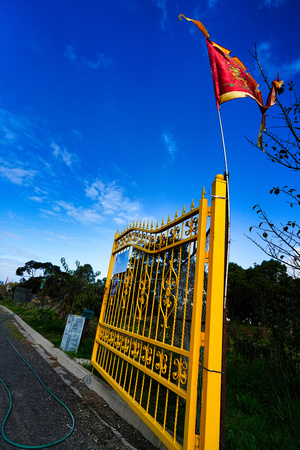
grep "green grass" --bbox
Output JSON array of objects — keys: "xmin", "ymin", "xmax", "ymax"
[
  {"xmin": 0, "ymin": 297, "xmax": 96, "ymax": 359},
  {"xmin": 1, "ymin": 296, "xmax": 299, "ymax": 448}
]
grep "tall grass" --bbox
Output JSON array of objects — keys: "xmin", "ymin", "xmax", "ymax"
[{"xmin": 226, "ymin": 321, "xmax": 300, "ymax": 449}]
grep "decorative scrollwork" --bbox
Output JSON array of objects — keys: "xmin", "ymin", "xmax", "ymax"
[
  {"xmin": 137, "ymin": 279, "xmax": 147, "ymax": 320},
  {"xmin": 173, "ymin": 357, "xmax": 188, "ymax": 385},
  {"xmin": 121, "ymin": 273, "xmax": 133, "ymax": 308},
  {"xmin": 108, "ymin": 330, "xmax": 115, "ymax": 345},
  {"xmin": 138, "ymin": 233, "xmax": 146, "ymax": 246},
  {"xmin": 184, "ymin": 216, "xmax": 198, "ymax": 236},
  {"xmin": 142, "ymin": 344, "xmax": 153, "ymax": 365},
  {"xmin": 136, "ymin": 260, "xmax": 150, "ymax": 322},
  {"xmin": 131, "ymin": 339, "xmax": 140, "ymax": 359},
  {"xmin": 103, "ymin": 328, "xmax": 110, "ymax": 343},
  {"xmin": 155, "ymin": 350, "xmax": 168, "ymax": 374},
  {"xmin": 121, "ymin": 336, "xmax": 130, "ymax": 354},
  {"xmin": 169, "ymin": 226, "xmax": 181, "ymax": 244},
  {"xmin": 160, "ymin": 262, "xmax": 177, "ymax": 329},
  {"xmin": 114, "ymin": 333, "xmax": 122, "ymax": 349}
]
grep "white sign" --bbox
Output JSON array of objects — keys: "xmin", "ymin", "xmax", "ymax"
[
  {"xmin": 112, "ymin": 249, "xmax": 130, "ymax": 275},
  {"xmin": 60, "ymin": 314, "xmax": 85, "ymax": 353}
]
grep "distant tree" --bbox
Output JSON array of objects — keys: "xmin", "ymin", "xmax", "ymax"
[
  {"xmin": 227, "ymin": 259, "xmax": 300, "ymax": 369},
  {"xmin": 247, "ymin": 49, "xmax": 300, "ymax": 273},
  {"xmin": 56, "ymin": 258, "xmax": 104, "ymax": 316},
  {"xmin": 16, "ymin": 260, "xmax": 60, "ymax": 279},
  {"xmin": 16, "ymin": 258, "xmax": 105, "ymax": 317}
]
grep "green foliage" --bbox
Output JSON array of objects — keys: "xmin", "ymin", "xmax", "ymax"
[
  {"xmin": 226, "ymin": 322, "xmax": 300, "ymax": 449},
  {"xmin": 15, "ymin": 258, "xmax": 106, "ymax": 319}
]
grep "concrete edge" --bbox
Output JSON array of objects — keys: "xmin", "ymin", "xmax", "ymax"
[{"xmin": 0, "ymin": 306, "xmax": 166, "ymax": 449}]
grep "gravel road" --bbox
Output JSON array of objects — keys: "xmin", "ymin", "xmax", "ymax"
[{"xmin": 0, "ymin": 313, "xmax": 155, "ymax": 450}]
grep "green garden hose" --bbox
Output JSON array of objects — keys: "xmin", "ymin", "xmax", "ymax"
[{"xmin": 0, "ymin": 318, "xmax": 75, "ymax": 448}]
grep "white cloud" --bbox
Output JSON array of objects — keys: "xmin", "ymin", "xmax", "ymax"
[
  {"xmin": 82, "ymin": 53, "xmax": 112, "ymax": 69},
  {"xmin": 64, "ymin": 45, "xmax": 112, "ymax": 69},
  {"xmin": 55, "ymin": 201, "xmax": 103, "ymax": 224},
  {"xmin": 114, "ymin": 217, "xmax": 127, "ymax": 226},
  {"xmin": 0, "ymin": 257, "xmax": 24, "ymax": 282},
  {"xmin": 0, "ymin": 165, "xmax": 37, "ymax": 185},
  {"xmin": 64, "ymin": 45, "xmax": 77, "ymax": 62},
  {"xmin": 261, "ymin": 0, "xmax": 286, "ymax": 8},
  {"xmin": 153, "ymin": 0, "xmax": 169, "ymax": 31},
  {"xmin": 0, "ymin": 242, "xmax": 37, "ymax": 259},
  {"xmin": 280, "ymin": 56, "xmax": 300, "ymax": 79},
  {"xmin": 256, "ymin": 41, "xmax": 300, "ymax": 80},
  {"xmin": 0, "ymin": 109, "xmax": 42, "ymax": 150},
  {"xmin": 85, "ymin": 179, "xmax": 142, "ymax": 223},
  {"xmin": 161, "ymin": 132, "xmax": 177, "ymax": 159},
  {"xmin": 208, "ymin": 0, "xmax": 220, "ymax": 7},
  {"xmin": 51, "ymin": 142, "xmax": 78, "ymax": 168},
  {"xmin": 29, "ymin": 196, "xmax": 45, "ymax": 203},
  {"xmin": 0, "ymin": 230, "xmax": 22, "ymax": 240}
]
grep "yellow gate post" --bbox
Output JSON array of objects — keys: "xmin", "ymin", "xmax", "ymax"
[{"xmin": 199, "ymin": 174, "xmax": 227, "ymax": 449}]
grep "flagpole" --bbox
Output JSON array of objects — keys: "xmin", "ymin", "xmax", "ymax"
[
  {"xmin": 217, "ymin": 108, "xmax": 228, "ymax": 177},
  {"xmin": 217, "ymin": 107, "xmax": 230, "ymax": 450},
  {"xmin": 217, "ymin": 107, "xmax": 230, "ymax": 304}
]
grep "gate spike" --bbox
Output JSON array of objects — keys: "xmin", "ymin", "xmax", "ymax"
[
  {"xmin": 146, "ymin": 220, "xmax": 149, "ymax": 230},
  {"xmin": 175, "ymin": 209, "xmax": 178, "ymax": 219},
  {"xmin": 139, "ymin": 220, "xmax": 142, "ymax": 228},
  {"xmin": 156, "ymin": 220, "xmax": 159, "ymax": 229},
  {"xmin": 167, "ymin": 214, "xmax": 170, "ymax": 224},
  {"xmin": 161, "ymin": 218, "xmax": 164, "ymax": 226},
  {"xmin": 151, "ymin": 221, "xmax": 153, "ymax": 230},
  {"xmin": 202, "ymin": 187, "xmax": 206, "ymax": 198},
  {"xmin": 191, "ymin": 199, "xmax": 194, "ymax": 210},
  {"xmin": 143, "ymin": 220, "xmax": 145, "ymax": 229},
  {"xmin": 182, "ymin": 204, "xmax": 186, "ymax": 215}
]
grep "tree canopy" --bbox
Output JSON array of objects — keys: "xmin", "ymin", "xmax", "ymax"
[{"xmin": 16, "ymin": 258, "xmax": 105, "ymax": 317}]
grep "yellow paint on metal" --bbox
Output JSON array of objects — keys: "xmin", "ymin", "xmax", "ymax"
[
  {"xmin": 199, "ymin": 174, "xmax": 227, "ymax": 449},
  {"xmin": 91, "ymin": 175, "xmax": 227, "ymax": 450}
]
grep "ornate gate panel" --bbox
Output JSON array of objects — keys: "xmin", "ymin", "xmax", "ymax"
[{"xmin": 91, "ymin": 175, "xmax": 226, "ymax": 449}]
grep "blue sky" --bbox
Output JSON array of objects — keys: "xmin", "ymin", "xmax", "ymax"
[{"xmin": 0, "ymin": 0, "xmax": 299, "ymax": 282}]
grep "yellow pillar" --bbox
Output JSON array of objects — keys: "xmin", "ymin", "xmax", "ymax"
[{"xmin": 200, "ymin": 174, "xmax": 227, "ymax": 449}]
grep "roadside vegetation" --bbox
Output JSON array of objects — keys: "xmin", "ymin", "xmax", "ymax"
[{"xmin": 1, "ymin": 256, "xmax": 299, "ymax": 448}]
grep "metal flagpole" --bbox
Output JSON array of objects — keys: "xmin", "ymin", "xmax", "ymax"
[
  {"xmin": 217, "ymin": 107, "xmax": 230, "ymax": 301},
  {"xmin": 217, "ymin": 107, "xmax": 230, "ymax": 450}
]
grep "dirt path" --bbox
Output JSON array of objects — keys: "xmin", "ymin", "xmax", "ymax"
[{"xmin": 0, "ymin": 313, "xmax": 155, "ymax": 449}]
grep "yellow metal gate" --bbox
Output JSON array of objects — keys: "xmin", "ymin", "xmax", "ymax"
[{"xmin": 91, "ymin": 174, "xmax": 227, "ymax": 449}]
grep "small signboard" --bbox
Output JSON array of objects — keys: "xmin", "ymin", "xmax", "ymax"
[
  {"xmin": 110, "ymin": 277, "xmax": 118, "ymax": 297},
  {"xmin": 60, "ymin": 314, "xmax": 85, "ymax": 353},
  {"xmin": 112, "ymin": 249, "xmax": 130, "ymax": 275}
]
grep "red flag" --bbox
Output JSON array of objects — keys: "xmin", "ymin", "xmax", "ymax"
[
  {"xmin": 179, "ymin": 14, "xmax": 283, "ymax": 146},
  {"xmin": 206, "ymin": 40, "xmax": 264, "ymax": 110}
]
